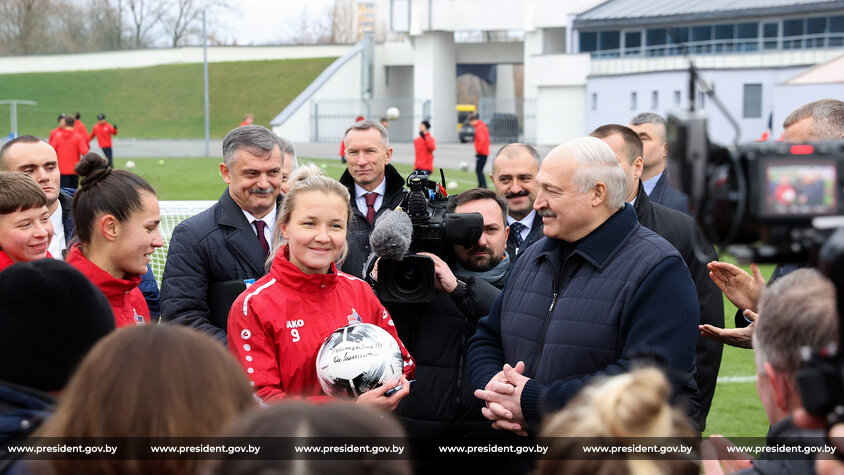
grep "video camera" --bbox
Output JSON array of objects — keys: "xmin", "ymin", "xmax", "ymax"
[
  {"xmin": 666, "ymin": 102, "xmax": 844, "ymax": 432},
  {"xmin": 374, "ymin": 171, "xmax": 483, "ymax": 304},
  {"xmin": 667, "ymin": 109, "xmax": 844, "ymax": 264}
]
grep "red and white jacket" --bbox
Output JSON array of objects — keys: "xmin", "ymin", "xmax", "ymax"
[
  {"xmin": 66, "ymin": 244, "xmax": 149, "ymax": 328},
  {"xmin": 228, "ymin": 245, "xmax": 415, "ymax": 402},
  {"xmin": 89, "ymin": 122, "xmax": 118, "ymax": 148}
]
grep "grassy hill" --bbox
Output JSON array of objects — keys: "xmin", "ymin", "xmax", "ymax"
[{"xmin": 0, "ymin": 57, "xmax": 335, "ymax": 139}]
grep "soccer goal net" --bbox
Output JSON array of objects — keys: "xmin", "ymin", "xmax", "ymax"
[{"xmin": 151, "ymin": 200, "xmax": 216, "ymax": 285}]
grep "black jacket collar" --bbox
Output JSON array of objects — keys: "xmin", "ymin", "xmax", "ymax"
[
  {"xmin": 632, "ymin": 179, "xmax": 651, "ymax": 219},
  {"xmin": 340, "ymin": 164, "xmax": 405, "ymax": 198},
  {"xmin": 216, "ymin": 189, "xmax": 282, "ymax": 275}
]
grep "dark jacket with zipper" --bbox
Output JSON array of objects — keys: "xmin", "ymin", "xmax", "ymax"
[
  {"xmin": 467, "ymin": 204, "xmax": 701, "ymax": 428},
  {"xmin": 633, "ymin": 179, "xmax": 723, "ymax": 430}
]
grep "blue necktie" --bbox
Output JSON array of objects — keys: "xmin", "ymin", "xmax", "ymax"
[{"xmin": 510, "ymin": 222, "xmax": 526, "ymax": 249}]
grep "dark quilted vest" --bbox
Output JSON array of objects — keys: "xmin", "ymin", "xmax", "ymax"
[{"xmin": 500, "ymin": 208, "xmax": 683, "ymax": 384}]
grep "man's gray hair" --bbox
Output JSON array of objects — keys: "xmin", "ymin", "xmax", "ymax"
[
  {"xmin": 782, "ymin": 99, "xmax": 844, "ymax": 140},
  {"xmin": 558, "ymin": 136, "xmax": 627, "ymax": 211},
  {"xmin": 344, "ymin": 119, "xmax": 390, "ymax": 148},
  {"xmin": 754, "ymin": 268, "xmax": 838, "ymax": 377},
  {"xmin": 222, "ymin": 125, "xmax": 284, "ymax": 168},
  {"xmin": 278, "ymin": 136, "xmax": 297, "ymax": 171},
  {"xmin": 491, "ymin": 143, "xmax": 542, "ymax": 175},
  {"xmin": 629, "ymin": 112, "xmax": 667, "ymax": 143}
]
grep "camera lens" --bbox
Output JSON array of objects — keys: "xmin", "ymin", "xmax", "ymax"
[{"xmin": 394, "ymin": 260, "xmax": 424, "ymax": 297}]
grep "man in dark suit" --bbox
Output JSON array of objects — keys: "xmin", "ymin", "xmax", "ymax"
[
  {"xmin": 338, "ymin": 119, "xmax": 406, "ymax": 278},
  {"xmin": 592, "ymin": 124, "xmax": 724, "ymax": 431},
  {"xmin": 628, "ymin": 112, "xmax": 690, "ymax": 215},
  {"xmin": 161, "ymin": 125, "xmax": 292, "ymax": 344},
  {"xmin": 490, "ymin": 143, "xmax": 544, "ymax": 262}
]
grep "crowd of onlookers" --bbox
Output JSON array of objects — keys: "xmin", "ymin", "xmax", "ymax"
[{"xmin": 0, "ymin": 98, "xmax": 843, "ymax": 474}]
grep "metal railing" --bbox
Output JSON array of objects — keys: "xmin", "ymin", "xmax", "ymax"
[
  {"xmin": 478, "ymin": 98, "xmax": 536, "ymax": 145},
  {"xmin": 310, "ymin": 98, "xmax": 430, "ymax": 143}
]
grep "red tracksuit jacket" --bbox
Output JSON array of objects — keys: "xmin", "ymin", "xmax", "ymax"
[
  {"xmin": 474, "ymin": 120, "xmax": 490, "ymax": 155},
  {"xmin": 413, "ymin": 133, "xmax": 436, "ymax": 172},
  {"xmin": 90, "ymin": 122, "xmax": 118, "ymax": 148},
  {"xmin": 228, "ymin": 246, "xmax": 415, "ymax": 402},
  {"xmin": 66, "ymin": 244, "xmax": 149, "ymax": 328},
  {"xmin": 49, "ymin": 129, "xmax": 89, "ymax": 175}
]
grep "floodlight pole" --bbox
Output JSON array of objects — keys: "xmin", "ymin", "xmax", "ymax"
[
  {"xmin": 203, "ymin": 10, "xmax": 210, "ymax": 157},
  {"xmin": 0, "ymin": 100, "xmax": 37, "ymax": 138}
]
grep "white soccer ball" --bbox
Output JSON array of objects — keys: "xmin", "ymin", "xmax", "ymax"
[
  {"xmin": 316, "ymin": 323, "xmax": 403, "ymax": 398},
  {"xmin": 459, "ymin": 161, "xmax": 468, "ymax": 171},
  {"xmin": 386, "ymin": 107, "xmax": 400, "ymax": 121},
  {"xmin": 125, "ymin": 160, "xmax": 136, "ymax": 170},
  {"xmin": 448, "ymin": 181, "xmax": 458, "ymax": 190}
]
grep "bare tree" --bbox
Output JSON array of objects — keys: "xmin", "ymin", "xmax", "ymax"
[
  {"xmin": 0, "ymin": 0, "xmax": 50, "ymax": 54},
  {"xmin": 161, "ymin": 0, "xmax": 230, "ymax": 47},
  {"xmin": 331, "ymin": 0, "xmax": 355, "ymax": 44},
  {"xmin": 125, "ymin": 0, "xmax": 163, "ymax": 48},
  {"xmin": 87, "ymin": 0, "xmax": 124, "ymax": 51}
]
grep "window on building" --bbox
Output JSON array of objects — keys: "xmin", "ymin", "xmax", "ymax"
[
  {"xmin": 631, "ymin": 91, "xmax": 637, "ymax": 110},
  {"xmin": 674, "ymin": 90, "xmax": 682, "ymax": 106},
  {"xmin": 807, "ymin": 17, "xmax": 827, "ymax": 47},
  {"xmin": 624, "ymin": 31, "xmax": 642, "ymax": 55},
  {"xmin": 783, "ymin": 18, "xmax": 804, "ymax": 49},
  {"xmin": 592, "ymin": 93, "xmax": 597, "ymax": 111},
  {"xmin": 646, "ymin": 28, "xmax": 667, "ymax": 55},
  {"xmin": 737, "ymin": 22, "xmax": 759, "ymax": 51},
  {"xmin": 763, "ymin": 22, "xmax": 779, "ymax": 49},
  {"xmin": 691, "ymin": 25, "xmax": 712, "ymax": 53},
  {"xmin": 599, "ymin": 30, "xmax": 621, "ymax": 55},
  {"xmin": 543, "ymin": 27, "xmax": 566, "ymax": 54},
  {"xmin": 743, "ymin": 84, "xmax": 762, "ymax": 118},
  {"xmin": 831, "ymin": 16, "xmax": 844, "ymax": 46},
  {"xmin": 580, "ymin": 32, "xmax": 598, "ymax": 52},
  {"xmin": 699, "ymin": 91, "xmax": 706, "ymax": 109},
  {"xmin": 651, "ymin": 91, "xmax": 659, "ymax": 110},
  {"xmin": 715, "ymin": 24, "xmax": 735, "ymax": 52},
  {"xmin": 668, "ymin": 26, "xmax": 689, "ymax": 53}
]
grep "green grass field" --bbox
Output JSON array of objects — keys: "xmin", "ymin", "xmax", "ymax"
[
  {"xmin": 0, "ymin": 58, "xmax": 335, "ymax": 139},
  {"xmin": 118, "ymin": 156, "xmax": 771, "ymax": 440}
]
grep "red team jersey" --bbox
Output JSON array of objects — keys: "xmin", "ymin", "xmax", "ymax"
[{"xmin": 228, "ymin": 245, "xmax": 415, "ymax": 402}]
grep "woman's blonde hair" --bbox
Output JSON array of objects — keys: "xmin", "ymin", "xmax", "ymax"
[
  {"xmin": 265, "ymin": 163, "xmax": 353, "ymax": 271},
  {"xmin": 537, "ymin": 367, "xmax": 699, "ymax": 475}
]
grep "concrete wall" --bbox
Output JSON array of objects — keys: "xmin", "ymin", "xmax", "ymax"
[
  {"xmin": 773, "ymin": 82, "xmax": 844, "ymax": 136},
  {"xmin": 0, "ymin": 45, "xmax": 352, "ymax": 74},
  {"xmin": 585, "ymin": 66, "xmax": 808, "ymax": 144},
  {"xmin": 536, "ymin": 85, "xmax": 586, "ymax": 145},
  {"xmin": 272, "ymin": 54, "xmax": 363, "ymax": 142}
]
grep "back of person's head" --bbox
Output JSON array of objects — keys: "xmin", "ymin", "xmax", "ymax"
[
  {"xmin": 0, "ymin": 172, "xmax": 47, "ymax": 215},
  {"xmin": 207, "ymin": 401, "xmax": 411, "ymax": 475},
  {"xmin": 0, "ymin": 259, "xmax": 115, "ymax": 392},
  {"xmin": 538, "ymin": 367, "xmax": 699, "ymax": 475},
  {"xmin": 782, "ymin": 99, "xmax": 844, "ymax": 139},
  {"xmin": 63, "ymin": 116, "xmax": 75, "ymax": 128},
  {"xmin": 754, "ymin": 268, "xmax": 838, "ymax": 377},
  {"xmin": 36, "ymin": 325, "xmax": 255, "ymax": 474},
  {"xmin": 72, "ymin": 153, "xmax": 156, "ymax": 245},
  {"xmin": 74, "ymin": 112, "xmax": 81, "ymax": 120},
  {"xmin": 267, "ymin": 163, "xmax": 352, "ymax": 269},
  {"xmin": 590, "ymin": 124, "xmax": 644, "ymax": 164}
]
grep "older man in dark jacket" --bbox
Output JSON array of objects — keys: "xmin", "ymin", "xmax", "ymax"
[
  {"xmin": 468, "ymin": 137, "xmax": 700, "ymax": 435},
  {"xmin": 592, "ymin": 124, "xmax": 724, "ymax": 431},
  {"xmin": 161, "ymin": 126, "xmax": 292, "ymax": 344},
  {"xmin": 339, "ymin": 120, "xmax": 406, "ymax": 278}
]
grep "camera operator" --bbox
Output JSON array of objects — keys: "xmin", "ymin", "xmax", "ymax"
[
  {"xmin": 702, "ymin": 99, "xmax": 844, "ymax": 348},
  {"xmin": 703, "ymin": 269, "xmax": 836, "ymax": 475},
  {"xmin": 370, "ymin": 188, "xmax": 512, "ymax": 468}
]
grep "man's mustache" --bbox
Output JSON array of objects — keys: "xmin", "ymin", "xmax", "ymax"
[
  {"xmin": 537, "ymin": 208, "xmax": 556, "ymax": 218},
  {"xmin": 505, "ymin": 190, "xmax": 530, "ymax": 199},
  {"xmin": 249, "ymin": 186, "xmax": 276, "ymax": 196}
]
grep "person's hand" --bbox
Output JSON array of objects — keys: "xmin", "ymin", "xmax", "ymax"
[
  {"xmin": 474, "ymin": 361, "xmax": 528, "ymax": 436},
  {"xmin": 701, "ymin": 435, "xmax": 754, "ymax": 474},
  {"xmin": 417, "ymin": 252, "xmax": 458, "ymax": 293},
  {"xmin": 700, "ymin": 309, "xmax": 757, "ymax": 349},
  {"xmin": 419, "ymin": 131, "xmax": 426, "ymax": 138},
  {"xmin": 356, "ymin": 375, "xmax": 410, "ymax": 413},
  {"xmin": 708, "ymin": 261, "xmax": 766, "ymax": 312}
]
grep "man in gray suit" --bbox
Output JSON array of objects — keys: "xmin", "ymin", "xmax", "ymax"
[{"xmin": 490, "ymin": 143, "xmax": 544, "ymax": 262}]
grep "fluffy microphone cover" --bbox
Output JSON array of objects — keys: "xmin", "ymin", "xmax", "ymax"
[{"xmin": 369, "ymin": 209, "xmax": 413, "ymax": 260}]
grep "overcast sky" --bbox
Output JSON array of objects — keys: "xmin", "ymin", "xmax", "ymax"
[{"xmin": 218, "ymin": 0, "xmax": 333, "ymax": 45}]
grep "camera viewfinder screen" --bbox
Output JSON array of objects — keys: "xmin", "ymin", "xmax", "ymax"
[{"xmin": 764, "ymin": 161, "xmax": 837, "ymax": 217}]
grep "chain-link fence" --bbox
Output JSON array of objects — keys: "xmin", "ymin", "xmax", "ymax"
[{"xmin": 478, "ymin": 98, "xmax": 536, "ymax": 144}]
